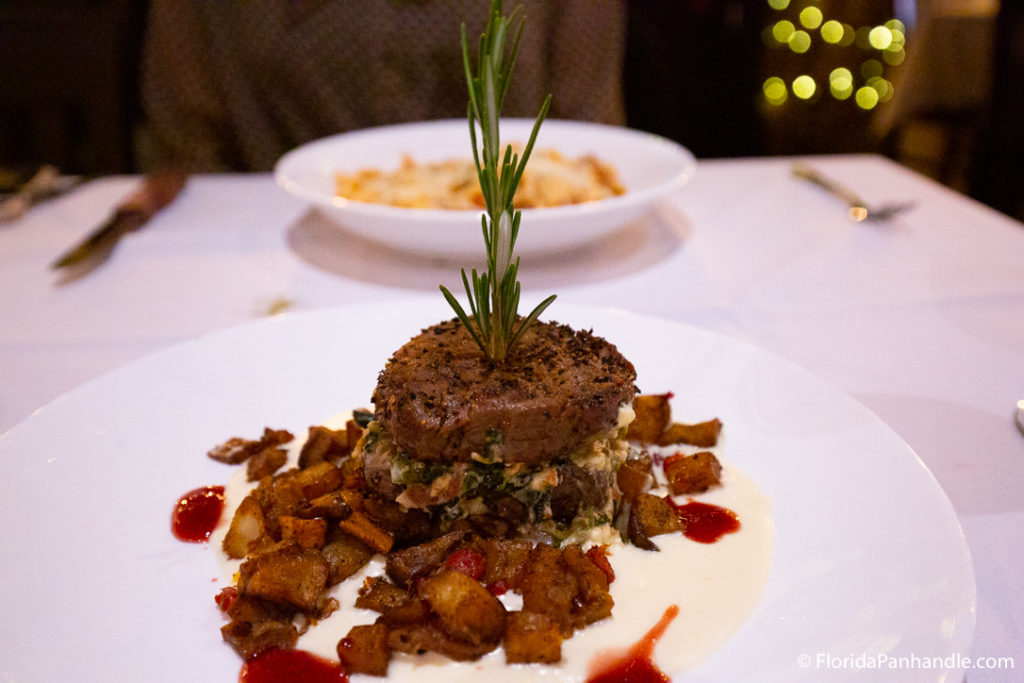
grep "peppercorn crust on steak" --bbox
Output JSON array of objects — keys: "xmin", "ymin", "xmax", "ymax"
[{"xmin": 358, "ymin": 318, "xmax": 638, "ymax": 545}]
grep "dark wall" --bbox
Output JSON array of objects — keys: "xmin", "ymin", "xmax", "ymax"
[{"xmin": 624, "ymin": 1, "xmax": 767, "ymax": 158}]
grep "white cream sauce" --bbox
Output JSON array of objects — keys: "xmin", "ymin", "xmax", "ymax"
[{"xmin": 210, "ymin": 412, "xmax": 774, "ymax": 682}]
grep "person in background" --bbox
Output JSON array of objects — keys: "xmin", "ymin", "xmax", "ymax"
[{"xmin": 139, "ymin": 1, "xmax": 626, "ymax": 173}]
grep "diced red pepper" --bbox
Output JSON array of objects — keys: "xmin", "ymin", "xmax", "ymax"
[
  {"xmin": 445, "ymin": 548, "xmax": 486, "ymax": 580},
  {"xmin": 586, "ymin": 545, "xmax": 615, "ymax": 584},
  {"xmin": 214, "ymin": 586, "xmax": 239, "ymax": 613}
]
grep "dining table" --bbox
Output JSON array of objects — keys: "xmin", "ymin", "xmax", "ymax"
[{"xmin": 1, "ymin": 151, "xmax": 1021, "ymax": 681}]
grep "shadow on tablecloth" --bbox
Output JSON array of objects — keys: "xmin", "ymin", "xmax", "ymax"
[{"xmin": 285, "ymin": 201, "xmax": 691, "ymax": 292}]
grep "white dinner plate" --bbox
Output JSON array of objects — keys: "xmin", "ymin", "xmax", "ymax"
[
  {"xmin": 274, "ymin": 119, "xmax": 696, "ymax": 258},
  {"xmin": 0, "ymin": 300, "xmax": 974, "ymax": 682}
]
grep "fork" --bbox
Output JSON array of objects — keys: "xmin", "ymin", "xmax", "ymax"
[{"xmin": 792, "ymin": 162, "xmax": 915, "ymax": 223}]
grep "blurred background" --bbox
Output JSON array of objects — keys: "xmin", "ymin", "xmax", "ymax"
[{"xmin": 1, "ymin": 0, "xmax": 1020, "ymax": 221}]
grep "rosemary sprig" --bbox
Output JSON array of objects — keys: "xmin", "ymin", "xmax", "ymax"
[{"xmin": 440, "ymin": 0, "xmax": 555, "ymax": 361}]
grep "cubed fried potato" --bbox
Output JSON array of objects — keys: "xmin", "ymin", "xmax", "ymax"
[
  {"xmin": 337, "ymin": 455, "xmax": 366, "ymax": 490},
  {"xmin": 419, "ymin": 569, "xmax": 506, "ymax": 646},
  {"xmin": 223, "ymin": 591, "xmax": 295, "ymax": 624},
  {"xmin": 385, "ymin": 531, "xmax": 466, "ymax": 588},
  {"xmin": 256, "ymin": 475, "xmax": 305, "ymax": 538},
  {"xmin": 291, "ymin": 461, "xmax": 345, "ymax": 500},
  {"xmin": 379, "ymin": 597, "xmax": 431, "ymax": 627},
  {"xmin": 208, "ymin": 427, "xmax": 293, "ymax": 465},
  {"xmin": 616, "ymin": 454, "xmax": 654, "ymax": 503},
  {"xmin": 663, "ymin": 451, "xmax": 723, "ymax": 494},
  {"xmin": 632, "ymin": 493, "xmax": 682, "ymax": 536},
  {"xmin": 222, "ymin": 493, "xmax": 266, "ymax": 559},
  {"xmin": 337, "ymin": 623, "xmax": 391, "ymax": 677},
  {"xmin": 658, "ymin": 418, "xmax": 723, "ymax": 448},
  {"xmin": 221, "ymin": 612, "xmax": 298, "ymax": 661},
  {"xmin": 355, "ymin": 576, "xmax": 409, "ymax": 613},
  {"xmin": 345, "ymin": 419, "xmax": 363, "ymax": 450},
  {"xmin": 504, "ymin": 611, "xmax": 563, "ymax": 664},
  {"xmin": 278, "ymin": 515, "xmax": 327, "ymax": 549},
  {"xmin": 627, "ymin": 394, "xmax": 672, "ymax": 443},
  {"xmin": 298, "ymin": 425, "xmax": 350, "ymax": 469},
  {"xmin": 246, "ymin": 446, "xmax": 288, "ymax": 482},
  {"xmin": 387, "ymin": 621, "xmax": 498, "ymax": 661},
  {"xmin": 322, "ymin": 534, "xmax": 374, "ymax": 585},
  {"xmin": 563, "ymin": 545, "xmax": 614, "ymax": 627},
  {"xmin": 474, "ymin": 538, "xmax": 533, "ymax": 591},
  {"xmin": 520, "ymin": 544, "xmax": 577, "ymax": 636},
  {"xmin": 624, "ymin": 452, "xmax": 653, "ymax": 475},
  {"xmin": 316, "ymin": 595, "xmax": 340, "ymax": 620},
  {"xmin": 207, "ymin": 437, "xmax": 255, "ymax": 465},
  {"xmin": 627, "ymin": 493, "xmax": 682, "ymax": 551},
  {"xmin": 338, "ymin": 510, "xmax": 394, "ymax": 554},
  {"xmin": 300, "ymin": 491, "xmax": 352, "ymax": 519},
  {"xmin": 239, "ymin": 544, "xmax": 329, "ymax": 611}
]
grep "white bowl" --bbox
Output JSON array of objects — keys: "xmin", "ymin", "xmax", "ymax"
[{"xmin": 274, "ymin": 118, "xmax": 696, "ymax": 258}]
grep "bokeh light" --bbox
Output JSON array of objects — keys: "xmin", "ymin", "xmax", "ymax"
[
  {"xmin": 792, "ymin": 75, "xmax": 817, "ymax": 99},
  {"xmin": 861, "ymin": 59, "xmax": 884, "ymax": 79},
  {"xmin": 868, "ymin": 26, "xmax": 894, "ymax": 50},
  {"xmin": 883, "ymin": 49, "xmax": 906, "ymax": 66},
  {"xmin": 868, "ymin": 76, "xmax": 894, "ymax": 102},
  {"xmin": 821, "ymin": 20, "xmax": 844, "ymax": 44},
  {"xmin": 799, "ymin": 7, "xmax": 823, "ymax": 30},
  {"xmin": 838, "ymin": 23, "xmax": 856, "ymax": 47},
  {"xmin": 829, "ymin": 67, "xmax": 854, "ymax": 100},
  {"xmin": 854, "ymin": 26, "xmax": 873, "ymax": 50},
  {"xmin": 887, "ymin": 27, "xmax": 906, "ymax": 51},
  {"xmin": 884, "ymin": 19, "xmax": 906, "ymax": 34},
  {"xmin": 773, "ymin": 20, "xmax": 796, "ymax": 43},
  {"xmin": 763, "ymin": 77, "xmax": 788, "ymax": 105},
  {"xmin": 788, "ymin": 30, "xmax": 812, "ymax": 54},
  {"xmin": 855, "ymin": 86, "xmax": 879, "ymax": 109},
  {"xmin": 767, "ymin": 0, "xmax": 791, "ymax": 10}
]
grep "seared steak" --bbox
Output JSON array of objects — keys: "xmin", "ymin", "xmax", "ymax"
[{"xmin": 372, "ymin": 318, "xmax": 636, "ymax": 466}]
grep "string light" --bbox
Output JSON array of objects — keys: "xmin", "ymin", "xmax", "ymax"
[
  {"xmin": 788, "ymin": 30, "xmax": 812, "ymax": 53},
  {"xmin": 868, "ymin": 26, "xmax": 894, "ymax": 50},
  {"xmin": 821, "ymin": 20, "xmax": 844, "ymax": 44},
  {"xmin": 763, "ymin": 76, "xmax": 789, "ymax": 105},
  {"xmin": 773, "ymin": 20, "xmax": 796, "ymax": 43},
  {"xmin": 829, "ymin": 67, "xmax": 854, "ymax": 100},
  {"xmin": 799, "ymin": 7, "xmax": 823, "ymax": 30},
  {"xmin": 855, "ymin": 86, "xmax": 879, "ymax": 109},
  {"xmin": 762, "ymin": 0, "xmax": 905, "ymax": 110},
  {"xmin": 792, "ymin": 75, "xmax": 817, "ymax": 99}
]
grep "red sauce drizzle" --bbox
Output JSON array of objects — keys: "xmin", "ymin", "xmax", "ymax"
[
  {"xmin": 665, "ymin": 498, "xmax": 740, "ymax": 543},
  {"xmin": 171, "ymin": 485, "xmax": 225, "ymax": 542},
  {"xmin": 239, "ymin": 649, "xmax": 346, "ymax": 683},
  {"xmin": 587, "ymin": 604, "xmax": 679, "ymax": 683}
]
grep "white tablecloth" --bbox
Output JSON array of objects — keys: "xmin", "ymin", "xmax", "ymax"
[{"xmin": 2, "ymin": 154, "xmax": 1021, "ymax": 679}]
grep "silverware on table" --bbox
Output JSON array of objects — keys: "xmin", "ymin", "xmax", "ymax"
[
  {"xmin": 792, "ymin": 162, "xmax": 915, "ymax": 223},
  {"xmin": 0, "ymin": 165, "xmax": 83, "ymax": 223},
  {"xmin": 51, "ymin": 168, "xmax": 186, "ymax": 274}
]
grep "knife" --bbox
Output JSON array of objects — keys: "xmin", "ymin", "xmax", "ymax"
[{"xmin": 51, "ymin": 168, "xmax": 187, "ymax": 271}]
